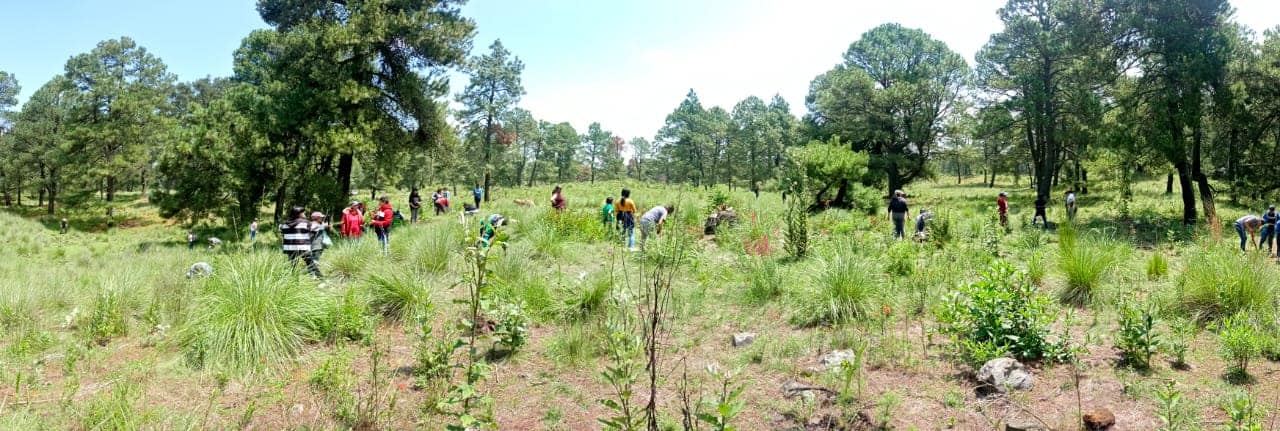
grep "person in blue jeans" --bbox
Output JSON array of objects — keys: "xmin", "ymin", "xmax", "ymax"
[
  {"xmin": 1262, "ymin": 206, "xmax": 1279, "ymax": 255},
  {"xmin": 472, "ymin": 184, "xmax": 483, "ymax": 209},
  {"xmin": 1235, "ymin": 214, "xmax": 1263, "ymax": 252}
]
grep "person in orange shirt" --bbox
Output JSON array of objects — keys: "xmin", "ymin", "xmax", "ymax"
[{"xmin": 614, "ymin": 188, "xmax": 638, "ymax": 250}]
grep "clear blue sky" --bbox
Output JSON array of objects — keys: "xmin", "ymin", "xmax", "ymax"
[{"xmin": 3, "ymin": 0, "xmax": 1278, "ymax": 140}]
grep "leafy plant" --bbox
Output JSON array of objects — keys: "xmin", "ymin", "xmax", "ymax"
[
  {"xmin": 885, "ymin": 242, "xmax": 915, "ymax": 277},
  {"xmin": 1222, "ymin": 390, "xmax": 1263, "ymax": 431},
  {"xmin": 937, "ymin": 262, "xmax": 1071, "ymax": 365},
  {"xmin": 784, "ymin": 196, "xmax": 809, "ymax": 259},
  {"xmin": 1218, "ymin": 313, "xmax": 1261, "ymax": 381},
  {"xmin": 696, "ymin": 366, "xmax": 745, "ymax": 431},
  {"xmin": 81, "ymin": 379, "xmax": 150, "ymax": 430},
  {"xmin": 598, "ymin": 328, "xmax": 643, "ymax": 431},
  {"xmin": 489, "ymin": 299, "xmax": 530, "ymax": 353},
  {"xmin": 83, "ymin": 286, "xmax": 131, "ymax": 344},
  {"xmin": 1116, "ymin": 302, "xmax": 1160, "ymax": 369},
  {"xmin": 874, "ymin": 390, "xmax": 903, "ymax": 429},
  {"xmin": 1155, "ymin": 380, "xmax": 1197, "ymax": 431}
]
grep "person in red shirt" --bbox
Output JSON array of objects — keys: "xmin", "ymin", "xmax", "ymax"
[
  {"xmin": 341, "ymin": 201, "xmax": 364, "ymax": 239},
  {"xmin": 997, "ymin": 192, "xmax": 1009, "ymax": 227},
  {"xmin": 370, "ymin": 196, "xmax": 394, "ymax": 254}
]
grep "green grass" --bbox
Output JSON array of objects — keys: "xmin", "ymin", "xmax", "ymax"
[
  {"xmin": 792, "ymin": 250, "xmax": 882, "ymax": 326},
  {"xmin": 176, "ymin": 252, "xmax": 330, "ymax": 374},
  {"xmin": 1171, "ymin": 246, "xmax": 1277, "ymax": 322},
  {"xmin": 1056, "ymin": 233, "xmax": 1123, "ymax": 307},
  {"xmin": 362, "ymin": 268, "xmax": 434, "ymax": 321}
]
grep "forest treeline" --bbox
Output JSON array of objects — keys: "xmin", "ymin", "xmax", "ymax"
[{"xmin": 1, "ymin": 0, "xmax": 1279, "ymax": 226}]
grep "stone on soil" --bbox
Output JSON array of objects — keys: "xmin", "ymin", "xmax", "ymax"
[{"xmin": 977, "ymin": 357, "xmax": 1034, "ymax": 392}]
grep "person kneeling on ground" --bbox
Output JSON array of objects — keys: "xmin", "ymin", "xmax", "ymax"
[
  {"xmin": 914, "ymin": 208, "xmax": 934, "ymax": 242},
  {"xmin": 1236, "ymin": 214, "xmax": 1265, "ymax": 252},
  {"xmin": 639, "ymin": 205, "xmax": 675, "ymax": 249},
  {"xmin": 282, "ymin": 206, "xmax": 321, "ymax": 277},
  {"xmin": 479, "ymin": 214, "xmax": 507, "ymax": 249}
]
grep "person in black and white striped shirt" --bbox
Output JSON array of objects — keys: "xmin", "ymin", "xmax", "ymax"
[{"xmin": 281, "ymin": 206, "xmax": 321, "ymax": 277}]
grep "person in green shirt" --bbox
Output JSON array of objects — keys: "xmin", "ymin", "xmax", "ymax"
[{"xmin": 601, "ymin": 197, "xmax": 615, "ymax": 229}]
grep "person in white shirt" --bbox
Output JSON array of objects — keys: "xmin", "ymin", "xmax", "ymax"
[
  {"xmin": 638, "ymin": 205, "xmax": 675, "ymax": 249},
  {"xmin": 1236, "ymin": 214, "xmax": 1264, "ymax": 252},
  {"xmin": 1064, "ymin": 190, "xmax": 1077, "ymax": 222}
]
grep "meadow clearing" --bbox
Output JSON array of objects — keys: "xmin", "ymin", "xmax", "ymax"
[{"xmin": 0, "ymin": 177, "xmax": 1278, "ymax": 430}]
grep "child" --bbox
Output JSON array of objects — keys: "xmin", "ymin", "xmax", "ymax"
[{"xmin": 601, "ymin": 197, "xmax": 615, "ymax": 229}]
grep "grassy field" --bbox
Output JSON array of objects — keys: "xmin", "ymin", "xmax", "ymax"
[{"xmin": 1, "ymin": 176, "xmax": 1279, "ymax": 430}]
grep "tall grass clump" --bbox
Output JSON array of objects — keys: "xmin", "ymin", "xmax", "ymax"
[
  {"xmin": 1171, "ymin": 247, "xmax": 1277, "ymax": 322},
  {"xmin": 558, "ymin": 273, "xmax": 613, "ymax": 322},
  {"xmin": 1056, "ymin": 227, "xmax": 1121, "ymax": 306},
  {"xmin": 177, "ymin": 252, "xmax": 328, "ymax": 374},
  {"xmin": 742, "ymin": 257, "xmax": 784, "ymax": 305},
  {"xmin": 323, "ymin": 239, "xmax": 376, "ymax": 279},
  {"xmin": 362, "ymin": 269, "xmax": 433, "ymax": 321},
  {"xmin": 792, "ymin": 252, "xmax": 881, "ymax": 326},
  {"xmin": 413, "ymin": 225, "xmax": 460, "ymax": 274},
  {"xmin": 80, "ymin": 380, "xmax": 151, "ymax": 430},
  {"xmin": 1146, "ymin": 252, "xmax": 1169, "ymax": 280}
]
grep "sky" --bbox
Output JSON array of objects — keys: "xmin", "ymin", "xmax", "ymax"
[{"xmin": 2, "ymin": 0, "xmax": 1279, "ymax": 140}]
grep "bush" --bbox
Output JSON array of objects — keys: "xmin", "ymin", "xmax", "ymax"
[
  {"xmin": 1116, "ymin": 303, "xmax": 1160, "ymax": 369},
  {"xmin": 1056, "ymin": 233, "xmax": 1120, "ymax": 306},
  {"xmin": 1218, "ymin": 313, "xmax": 1261, "ymax": 380},
  {"xmin": 792, "ymin": 253, "xmax": 881, "ymax": 326},
  {"xmin": 83, "ymin": 285, "xmax": 132, "ymax": 344},
  {"xmin": 177, "ymin": 252, "xmax": 329, "ymax": 374},
  {"xmin": 937, "ymin": 261, "xmax": 1071, "ymax": 366},
  {"xmin": 784, "ymin": 197, "xmax": 810, "ymax": 259},
  {"xmin": 323, "ymin": 239, "xmax": 374, "ymax": 279},
  {"xmin": 81, "ymin": 380, "xmax": 150, "ymax": 430},
  {"xmin": 320, "ymin": 287, "xmax": 376, "ymax": 344},
  {"xmin": 1172, "ymin": 248, "xmax": 1276, "ymax": 322},
  {"xmin": 558, "ymin": 273, "xmax": 613, "ymax": 322},
  {"xmin": 363, "ymin": 270, "xmax": 433, "ymax": 321},
  {"xmin": 885, "ymin": 242, "xmax": 915, "ymax": 277}
]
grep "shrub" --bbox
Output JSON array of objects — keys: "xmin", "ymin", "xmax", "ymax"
[
  {"xmin": 792, "ymin": 253, "xmax": 881, "ymax": 326},
  {"xmin": 937, "ymin": 261, "xmax": 1071, "ymax": 366},
  {"xmin": 81, "ymin": 380, "xmax": 150, "ymax": 430},
  {"xmin": 1146, "ymin": 252, "xmax": 1169, "ymax": 280},
  {"xmin": 558, "ymin": 273, "xmax": 613, "ymax": 322},
  {"xmin": 320, "ymin": 287, "xmax": 376, "ymax": 344},
  {"xmin": 1056, "ymin": 235, "xmax": 1120, "ymax": 306},
  {"xmin": 363, "ymin": 271, "xmax": 433, "ymax": 321},
  {"xmin": 1218, "ymin": 313, "xmax": 1261, "ymax": 380},
  {"xmin": 491, "ymin": 299, "xmax": 530, "ymax": 353},
  {"xmin": 784, "ymin": 197, "xmax": 809, "ymax": 259},
  {"xmin": 323, "ymin": 239, "xmax": 374, "ymax": 279},
  {"xmin": 885, "ymin": 242, "xmax": 915, "ymax": 277},
  {"xmin": 1116, "ymin": 303, "xmax": 1160, "ymax": 369},
  {"xmin": 1026, "ymin": 252, "xmax": 1046, "ymax": 286},
  {"xmin": 83, "ymin": 286, "xmax": 131, "ymax": 344},
  {"xmin": 177, "ymin": 252, "xmax": 329, "ymax": 374},
  {"xmin": 1173, "ymin": 248, "xmax": 1276, "ymax": 322}
]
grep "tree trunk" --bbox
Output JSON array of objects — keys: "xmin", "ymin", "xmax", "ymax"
[
  {"xmin": 1173, "ymin": 162, "xmax": 1197, "ymax": 225},
  {"xmin": 338, "ymin": 153, "xmax": 353, "ymax": 203},
  {"xmin": 46, "ymin": 180, "xmax": 57, "ymax": 215},
  {"xmin": 1192, "ymin": 123, "xmax": 1217, "ymax": 226},
  {"xmin": 1166, "ymin": 173, "xmax": 1174, "ymax": 195},
  {"xmin": 140, "ymin": 169, "xmax": 147, "ymax": 197}
]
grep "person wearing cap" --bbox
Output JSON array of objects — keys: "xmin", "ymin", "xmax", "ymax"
[
  {"xmin": 1236, "ymin": 214, "xmax": 1265, "ymax": 252},
  {"xmin": 341, "ymin": 201, "xmax": 364, "ymax": 239},
  {"xmin": 1262, "ymin": 206, "xmax": 1279, "ymax": 254},
  {"xmin": 888, "ymin": 190, "xmax": 909, "ymax": 239},
  {"xmin": 997, "ymin": 192, "xmax": 1009, "ymax": 227},
  {"xmin": 479, "ymin": 213, "xmax": 506, "ymax": 249},
  {"xmin": 309, "ymin": 211, "xmax": 333, "ymax": 267},
  {"xmin": 281, "ymin": 206, "xmax": 321, "ymax": 277}
]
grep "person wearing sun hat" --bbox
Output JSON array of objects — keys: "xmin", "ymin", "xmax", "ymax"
[{"xmin": 309, "ymin": 211, "xmax": 333, "ymax": 267}]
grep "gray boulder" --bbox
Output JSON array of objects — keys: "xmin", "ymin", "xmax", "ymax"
[
  {"xmin": 731, "ymin": 332, "xmax": 757, "ymax": 347},
  {"xmin": 978, "ymin": 357, "xmax": 1034, "ymax": 392},
  {"xmin": 818, "ymin": 350, "xmax": 857, "ymax": 370},
  {"xmin": 186, "ymin": 262, "xmax": 214, "ymax": 279}
]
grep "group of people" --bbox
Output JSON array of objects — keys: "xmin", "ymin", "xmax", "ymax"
[
  {"xmin": 1234, "ymin": 206, "xmax": 1280, "ymax": 254},
  {"xmin": 888, "ymin": 188, "xmax": 1081, "ymax": 240}
]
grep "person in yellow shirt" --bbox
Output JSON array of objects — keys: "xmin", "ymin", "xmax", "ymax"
[{"xmin": 615, "ymin": 188, "xmax": 638, "ymax": 250}]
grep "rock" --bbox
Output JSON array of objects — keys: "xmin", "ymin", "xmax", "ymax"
[
  {"xmin": 977, "ymin": 357, "xmax": 1034, "ymax": 392},
  {"xmin": 1004, "ymin": 415, "xmax": 1049, "ymax": 431},
  {"xmin": 818, "ymin": 350, "xmax": 857, "ymax": 370},
  {"xmin": 780, "ymin": 380, "xmax": 835, "ymax": 402},
  {"xmin": 1082, "ymin": 408, "xmax": 1116, "ymax": 430},
  {"xmin": 731, "ymin": 332, "xmax": 757, "ymax": 347}
]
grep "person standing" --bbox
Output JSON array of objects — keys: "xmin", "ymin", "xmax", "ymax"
[
  {"xmin": 341, "ymin": 201, "xmax": 364, "ymax": 240},
  {"xmin": 187, "ymin": 231, "xmax": 197, "ymax": 250},
  {"xmin": 371, "ymin": 196, "xmax": 395, "ymax": 254},
  {"xmin": 281, "ymin": 206, "xmax": 321, "ymax": 277},
  {"xmin": 473, "ymin": 184, "xmax": 484, "ymax": 209},
  {"xmin": 309, "ymin": 212, "xmax": 332, "ymax": 267},
  {"xmin": 60, "ymin": 218, "xmax": 68, "ymax": 235},
  {"xmin": 616, "ymin": 188, "xmax": 638, "ymax": 250},
  {"xmin": 888, "ymin": 190, "xmax": 909, "ymax": 239},
  {"xmin": 432, "ymin": 189, "xmax": 445, "ymax": 216},
  {"xmin": 1065, "ymin": 190, "xmax": 1078, "ymax": 223},
  {"xmin": 250, "ymin": 218, "xmax": 259, "ymax": 242},
  {"xmin": 997, "ymin": 192, "xmax": 1009, "ymax": 228},
  {"xmin": 550, "ymin": 186, "xmax": 567, "ymax": 212},
  {"xmin": 409, "ymin": 189, "xmax": 422, "ymax": 223},
  {"xmin": 638, "ymin": 205, "xmax": 675, "ymax": 249},
  {"xmin": 1236, "ymin": 214, "xmax": 1264, "ymax": 252},
  {"xmin": 601, "ymin": 197, "xmax": 615, "ymax": 229}
]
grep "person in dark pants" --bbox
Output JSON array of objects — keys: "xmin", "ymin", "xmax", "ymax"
[
  {"xmin": 1261, "ymin": 206, "xmax": 1278, "ymax": 255},
  {"xmin": 187, "ymin": 231, "xmax": 197, "ymax": 250},
  {"xmin": 408, "ymin": 189, "xmax": 422, "ymax": 223},
  {"xmin": 888, "ymin": 190, "xmax": 909, "ymax": 239},
  {"xmin": 473, "ymin": 184, "xmax": 483, "ymax": 209},
  {"xmin": 1235, "ymin": 214, "xmax": 1263, "ymax": 252},
  {"xmin": 281, "ymin": 206, "xmax": 321, "ymax": 276},
  {"xmin": 60, "ymin": 218, "xmax": 68, "ymax": 235},
  {"xmin": 997, "ymin": 192, "xmax": 1009, "ymax": 227}
]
